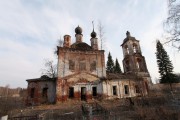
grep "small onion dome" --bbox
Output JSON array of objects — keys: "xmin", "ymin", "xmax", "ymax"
[
  {"xmin": 75, "ymin": 25, "xmax": 82, "ymax": 34},
  {"xmin": 91, "ymin": 30, "xmax": 96, "ymax": 38}
]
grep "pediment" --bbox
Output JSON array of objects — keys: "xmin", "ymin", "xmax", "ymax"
[{"xmin": 64, "ymin": 72, "xmax": 99, "ymax": 84}]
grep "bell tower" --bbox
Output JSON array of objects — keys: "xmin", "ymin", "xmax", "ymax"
[{"xmin": 121, "ymin": 31, "xmax": 148, "ymax": 73}]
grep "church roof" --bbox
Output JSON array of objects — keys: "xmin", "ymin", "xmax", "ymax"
[
  {"xmin": 105, "ymin": 73, "xmax": 143, "ymax": 80},
  {"xmin": 70, "ymin": 42, "xmax": 93, "ymax": 51},
  {"xmin": 26, "ymin": 76, "xmax": 56, "ymax": 82},
  {"xmin": 121, "ymin": 31, "xmax": 139, "ymax": 46}
]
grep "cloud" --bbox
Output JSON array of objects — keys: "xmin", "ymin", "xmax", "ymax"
[{"xmin": 0, "ymin": 0, "xmax": 178, "ymax": 88}]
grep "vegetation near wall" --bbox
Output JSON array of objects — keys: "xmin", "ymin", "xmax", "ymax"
[{"xmin": 0, "ymin": 87, "xmax": 26, "ymax": 117}]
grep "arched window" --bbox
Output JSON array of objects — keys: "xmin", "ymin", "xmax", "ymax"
[
  {"xmin": 124, "ymin": 45, "xmax": 129, "ymax": 55},
  {"xmin": 133, "ymin": 43, "xmax": 138, "ymax": 53},
  {"xmin": 136, "ymin": 58, "xmax": 143, "ymax": 71}
]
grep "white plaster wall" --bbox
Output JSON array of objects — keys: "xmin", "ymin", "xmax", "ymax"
[
  {"xmin": 102, "ymin": 80, "xmax": 138, "ymax": 99},
  {"xmin": 96, "ymin": 67, "xmax": 106, "ymax": 77},
  {"xmin": 69, "ymin": 82, "xmax": 103, "ymax": 97},
  {"xmin": 97, "ymin": 83, "xmax": 103, "ymax": 94}
]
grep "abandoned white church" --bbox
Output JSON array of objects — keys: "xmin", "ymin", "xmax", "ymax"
[{"xmin": 26, "ymin": 26, "xmax": 152, "ymax": 105}]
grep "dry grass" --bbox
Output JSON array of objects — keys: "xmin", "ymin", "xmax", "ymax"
[{"xmin": 2, "ymin": 90, "xmax": 180, "ymax": 120}]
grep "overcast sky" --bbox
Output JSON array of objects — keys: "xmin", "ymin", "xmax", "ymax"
[{"xmin": 0, "ymin": 0, "xmax": 179, "ymax": 88}]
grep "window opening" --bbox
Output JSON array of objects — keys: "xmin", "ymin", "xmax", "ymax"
[
  {"xmin": 69, "ymin": 87, "xmax": 74, "ymax": 98},
  {"xmin": 133, "ymin": 43, "xmax": 138, "ymax": 53},
  {"xmin": 113, "ymin": 86, "xmax": 117, "ymax": 95},
  {"xmin": 30, "ymin": 88, "xmax": 35, "ymax": 98},
  {"xmin": 124, "ymin": 85, "xmax": 129, "ymax": 94},
  {"xmin": 92, "ymin": 87, "xmax": 97, "ymax": 96},
  {"xmin": 124, "ymin": 45, "xmax": 129, "ymax": 55},
  {"xmin": 42, "ymin": 88, "xmax": 48, "ymax": 98}
]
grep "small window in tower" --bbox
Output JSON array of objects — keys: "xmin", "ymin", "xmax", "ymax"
[
  {"xmin": 136, "ymin": 61, "xmax": 140, "ymax": 70},
  {"xmin": 69, "ymin": 60, "xmax": 75, "ymax": 70},
  {"xmin": 133, "ymin": 43, "xmax": 138, "ymax": 53},
  {"xmin": 127, "ymin": 47, "xmax": 129, "ymax": 54},
  {"xmin": 124, "ymin": 45, "xmax": 129, "ymax": 55},
  {"xmin": 30, "ymin": 88, "xmax": 35, "ymax": 98},
  {"xmin": 90, "ymin": 61, "xmax": 96, "ymax": 71},
  {"xmin": 124, "ymin": 85, "xmax": 129, "ymax": 94},
  {"xmin": 113, "ymin": 86, "xmax": 117, "ymax": 95},
  {"xmin": 79, "ymin": 62, "xmax": 86, "ymax": 71},
  {"xmin": 137, "ymin": 58, "xmax": 143, "ymax": 71}
]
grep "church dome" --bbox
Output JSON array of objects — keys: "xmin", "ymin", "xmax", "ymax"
[
  {"xmin": 71, "ymin": 42, "xmax": 92, "ymax": 51},
  {"xmin": 91, "ymin": 30, "xmax": 97, "ymax": 38},
  {"xmin": 75, "ymin": 26, "xmax": 82, "ymax": 34}
]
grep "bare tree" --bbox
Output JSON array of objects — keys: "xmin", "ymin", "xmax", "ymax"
[
  {"xmin": 164, "ymin": 0, "xmax": 180, "ymax": 50},
  {"xmin": 41, "ymin": 59, "xmax": 57, "ymax": 78},
  {"xmin": 97, "ymin": 21, "xmax": 106, "ymax": 50},
  {"xmin": 97, "ymin": 21, "xmax": 106, "ymax": 77}
]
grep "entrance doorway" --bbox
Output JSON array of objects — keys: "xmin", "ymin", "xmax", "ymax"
[
  {"xmin": 42, "ymin": 87, "xmax": 48, "ymax": 103},
  {"xmin": 81, "ymin": 87, "xmax": 86, "ymax": 101}
]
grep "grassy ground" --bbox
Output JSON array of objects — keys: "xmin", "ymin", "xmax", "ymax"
[{"xmin": 2, "ymin": 91, "xmax": 180, "ymax": 120}]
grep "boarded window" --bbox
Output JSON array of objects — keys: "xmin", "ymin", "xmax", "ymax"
[
  {"xmin": 79, "ymin": 62, "xmax": 86, "ymax": 71},
  {"xmin": 124, "ymin": 85, "xmax": 129, "ymax": 94},
  {"xmin": 42, "ymin": 88, "xmax": 48, "ymax": 98},
  {"xmin": 135, "ymin": 85, "xmax": 140, "ymax": 93},
  {"xmin": 90, "ymin": 61, "xmax": 96, "ymax": 71},
  {"xmin": 69, "ymin": 60, "xmax": 75, "ymax": 70},
  {"xmin": 113, "ymin": 86, "xmax": 117, "ymax": 95},
  {"xmin": 30, "ymin": 88, "xmax": 35, "ymax": 98},
  {"xmin": 69, "ymin": 87, "xmax": 74, "ymax": 98},
  {"xmin": 92, "ymin": 87, "xmax": 97, "ymax": 96}
]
